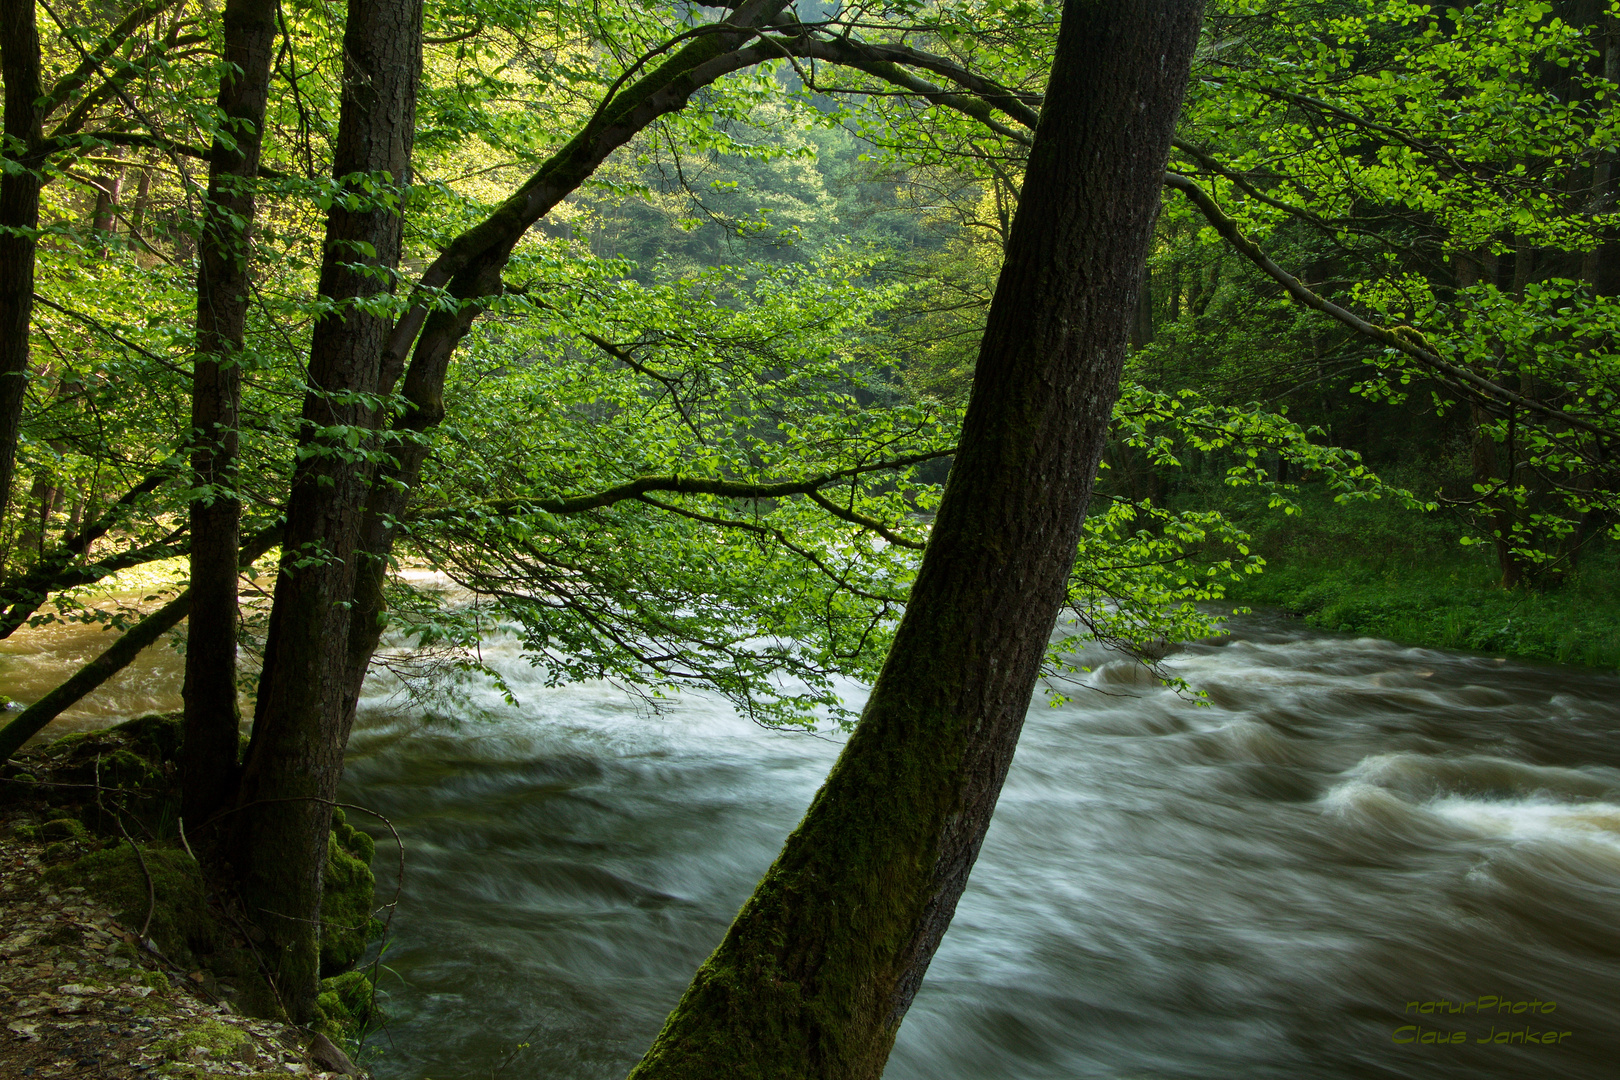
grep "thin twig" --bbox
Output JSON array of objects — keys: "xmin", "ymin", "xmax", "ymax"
[{"xmin": 95, "ymin": 755, "xmax": 154, "ymax": 939}]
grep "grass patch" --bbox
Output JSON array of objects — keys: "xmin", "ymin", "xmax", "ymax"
[{"xmin": 1220, "ymin": 485, "xmax": 1620, "ymax": 670}]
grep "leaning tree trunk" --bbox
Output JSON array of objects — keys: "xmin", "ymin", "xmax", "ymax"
[
  {"xmin": 182, "ymin": 0, "xmax": 281, "ymax": 831},
  {"xmin": 0, "ymin": 0, "xmax": 43, "ymax": 528},
  {"xmin": 627, "ymin": 1, "xmax": 1205, "ymax": 1077},
  {"xmin": 229, "ymin": 0, "xmax": 423, "ymax": 1022}
]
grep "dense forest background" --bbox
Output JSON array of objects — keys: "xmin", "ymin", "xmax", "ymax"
[
  {"xmin": 4, "ymin": 0, "xmax": 1617, "ymax": 694},
  {"xmin": 3, "ymin": 0, "xmax": 1620, "ymax": 1042}
]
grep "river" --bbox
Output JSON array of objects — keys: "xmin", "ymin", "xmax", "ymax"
[{"xmin": 7, "ymin": 609, "xmax": 1620, "ymax": 1077}]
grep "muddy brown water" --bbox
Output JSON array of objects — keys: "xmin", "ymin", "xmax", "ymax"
[{"xmin": 7, "ymin": 610, "xmax": 1620, "ymax": 1078}]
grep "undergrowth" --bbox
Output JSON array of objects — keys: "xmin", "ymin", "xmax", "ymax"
[{"xmin": 1213, "ymin": 482, "xmax": 1620, "ymax": 671}]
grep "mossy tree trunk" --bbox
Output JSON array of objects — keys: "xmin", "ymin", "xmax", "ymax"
[
  {"xmin": 626, "ymin": 2, "xmax": 1205, "ymax": 1077},
  {"xmin": 0, "ymin": 0, "xmax": 43, "ymax": 528},
  {"xmin": 183, "ymin": 0, "xmax": 282, "ymax": 831},
  {"xmin": 230, "ymin": 0, "xmax": 423, "ymax": 1023}
]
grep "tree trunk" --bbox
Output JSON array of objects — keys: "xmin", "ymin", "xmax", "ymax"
[
  {"xmin": 229, "ymin": 0, "xmax": 422, "ymax": 1022},
  {"xmin": 92, "ymin": 145, "xmax": 124, "ymax": 256},
  {"xmin": 182, "ymin": 0, "xmax": 281, "ymax": 832},
  {"xmin": 0, "ymin": 0, "xmax": 43, "ymax": 528},
  {"xmin": 129, "ymin": 158, "xmax": 154, "ymax": 237},
  {"xmin": 338, "ymin": 251, "xmax": 506, "ymax": 727},
  {"xmin": 1455, "ymin": 253, "xmax": 1524, "ymax": 588},
  {"xmin": 1131, "ymin": 263, "xmax": 1154, "ymax": 349},
  {"xmin": 626, "ymin": 2, "xmax": 1204, "ymax": 1077}
]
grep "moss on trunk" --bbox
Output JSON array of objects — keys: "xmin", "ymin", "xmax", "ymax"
[{"xmin": 628, "ymin": 2, "xmax": 1206, "ymax": 1076}]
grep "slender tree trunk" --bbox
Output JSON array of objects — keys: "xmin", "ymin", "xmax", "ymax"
[
  {"xmin": 181, "ymin": 0, "xmax": 281, "ymax": 831},
  {"xmin": 627, "ymin": 2, "xmax": 1204, "ymax": 1077},
  {"xmin": 0, "ymin": 0, "xmax": 43, "ymax": 528},
  {"xmin": 1455, "ymin": 253, "xmax": 1521, "ymax": 587},
  {"xmin": 92, "ymin": 145, "xmax": 125, "ymax": 256},
  {"xmin": 1131, "ymin": 263, "xmax": 1153, "ymax": 349},
  {"xmin": 129, "ymin": 158, "xmax": 154, "ymax": 237},
  {"xmin": 230, "ymin": 0, "xmax": 423, "ymax": 1021},
  {"xmin": 20, "ymin": 471, "xmax": 52, "ymax": 561}
]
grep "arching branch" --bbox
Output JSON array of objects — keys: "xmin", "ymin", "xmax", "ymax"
[{"xmin": 1163, "ymin": 172, "xmax": 1616, "ymax": 441}]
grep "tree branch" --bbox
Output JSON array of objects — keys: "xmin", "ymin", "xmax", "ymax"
[
  {"xmin": 411, "ymin": 451, "xmax": 951, "ymax": 526},
  {"xmin": 1163, "ymin": 172, "xmax": 1615, "ymax": 440},
  {"xmin": 0, "ymin": 522, "xmax": 282, "ymax": 762},
  {"xmin": 38, "ymin": 0, "xmax": 185, "ymax": 119}
]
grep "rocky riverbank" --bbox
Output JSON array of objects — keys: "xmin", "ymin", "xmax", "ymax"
[
  {"xmin": 0, "ymin": 816, "xmax": 362, "ymax": 1078},
  {"xmin": 1, "ymin": 715, "xmax": 381, "ymax": 1079}
]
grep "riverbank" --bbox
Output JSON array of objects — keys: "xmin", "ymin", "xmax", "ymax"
[
  {"xmin": 0, "ymin": 716, "xmax": 379, "ymax": 1079},
  {"xmin": 0, "ymin": 819, "xmax": 360, "ymax": 1078},
  {"xmin": 1225, "ymin": 554, "xmax": 1620, "ymax": 670},
  {"xmin": 1218, "ymin": 488, "xmax": 1620, "ymax": 671}
]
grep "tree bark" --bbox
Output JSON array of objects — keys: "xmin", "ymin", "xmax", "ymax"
[
  {"xmin": 0, "ymin": 0, "xmax": 43, "ymax": 527},
  {"xmin": 229, "ymin": 0, "xmax": 423, "ymax": 1022},
  {"xmin": 626, "ymin": 2, "xmax": 1204, "ymax": 1077},
  {"xmin": 182, "ymin": 0, "xmax": 281, "ymax": 832},
  {"xmin": 91, "ymin": 144, "xmax": 124, "ymax": 255}
]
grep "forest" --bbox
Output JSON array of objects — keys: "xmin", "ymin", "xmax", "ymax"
[{"xmin": 1, "ymin": 0, "xmax": 1618, "ymax": 1077}]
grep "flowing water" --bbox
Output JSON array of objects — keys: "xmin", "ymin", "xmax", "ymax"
[{"xmin": 8, "ymin": 608, "xmax": 1620, "ymax": 1078}]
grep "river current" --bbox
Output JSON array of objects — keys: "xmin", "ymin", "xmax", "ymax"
[{"xmin": 7, "ymin": 610, "xmax": 1620, "ymax": 1077}]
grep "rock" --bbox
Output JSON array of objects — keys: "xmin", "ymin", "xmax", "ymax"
[{"xmin": 307, "ymin": 1031, "xmax": 358, "ymax": 1076}]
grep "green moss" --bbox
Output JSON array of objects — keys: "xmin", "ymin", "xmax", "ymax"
[
  {"xmin": 320, "ymin": 808, "xmax": 379, "ymax": 975},
  {"xmin": 45, "ymin": 844, "xmax": 217, "ymax": 964},
  {"xmin": 136, "ymin": 969, "xmax": 172, "ymax": 994},
  {"xmin": 43, "ymin": 840, "xmax": 80, "ymax": 863},
  {"xmin": 315, "ymin": 970, "xmax": 381, "ymax": 1041},
  {"xmin": 40, "ymin": 817, "xmax": 89, "ymax": 841},
  {"xmin": 25, "ymin": 713, "xmax": 183, "ymax": 827},
  {"xmin": 109, "ymin": 712, "xmax": 186, "ymax": 763},
  {"xmin": 153, "ymin": 1018, "xmax": 246, "ymax": 1062}
]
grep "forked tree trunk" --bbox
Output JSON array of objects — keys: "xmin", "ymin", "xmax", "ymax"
[
  {"xmin": 182, "ymin": 0, "xmax": 281, "ymax": 830},
  {"xmin": 230, "ymin": 0, "xmax": 423, "ymax": 1022},
  {"xmin": 627, "ymin": 1, "xmax": 1205, "ymax": 1077},
  {"xmin": 0, "ymin": 0, "xmax": 43, "ymax": 528}
]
